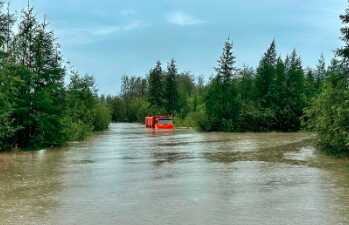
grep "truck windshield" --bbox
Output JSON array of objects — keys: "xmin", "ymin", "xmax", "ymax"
[{"xmin": 158, "ymin": 119, "xmax": 172, "ymax": 125}]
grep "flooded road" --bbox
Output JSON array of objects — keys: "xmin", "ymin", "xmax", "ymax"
[{"xmin": 1, "ymin": 123, "xmax": 349, "ymax": 225}]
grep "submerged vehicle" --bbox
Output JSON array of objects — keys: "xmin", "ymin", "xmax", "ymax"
[{"xmin": 145, "ymin": 115, "xmax": 174, "ymax": 129}]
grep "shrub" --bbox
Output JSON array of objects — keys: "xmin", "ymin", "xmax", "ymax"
[
  {"xmin": 305, "ymin": 82, "xmax": 349, "ymax": 154},
  {"xmin": 93, "ymin": 104, "xmax": 112, "ymax": 131}
]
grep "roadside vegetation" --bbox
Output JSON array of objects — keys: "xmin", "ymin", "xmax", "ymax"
[{"xmin": 0, "ymin": 3, "xmax": 111, "ymax": 151}]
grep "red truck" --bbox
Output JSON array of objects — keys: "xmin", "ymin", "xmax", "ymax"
[{"xmin": 145, "ymin": 115, "xmax": 174, "ymax": 129}]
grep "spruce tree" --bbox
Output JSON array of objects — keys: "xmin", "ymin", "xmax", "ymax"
[
  {"xmin": 31, "ymin": 21, "xmax": 66, "ymax": 146},
  {"xmin": 14, "ymin": 5, "xmax": 37, "ymax": 67},
  {"xmin": 164, "ymin": 59, "xmax": 178, "ymax": 115},
  {"xmin": 148, "ymin": 61, "xmax": 163, "ymax": 109},
  {"xmin": 239, "ymin": 66, "xmax": 255, "ymax": 102},
  {"xmin": 215, "ymin": 39, "xmax": 236, "ymax": 82},
  {"xmin": 304, "ymin": 70, "xmax": 317, "ymax": 99},
  {"xmin": 12, "ymin": 6, "xmax": 66, "ymax": 147},
  {"xmin": 267, "ymin": 56, "xmax": 287, "ymax": 130},
  {"xmin": 0, "ymin": 1, "xmax": 14, "ymax": 59},
  {"xmin": 255, "ymin": 40, "xmax": 277, "ymax": 107},
  {"xmin": 284, "ymin": 50, "xmax": 305, "ymax": 130},
  {"xmin": 272, "ymin": 57, "xmax": 286, "ymax": 107},
  {"xmin": 339, "ymin": 3, "xmax": 349, "ymax": 62},
  {"xmin": 206, "ymin": 39, "xmax": 240, "ymax": 131},
  {"xmin": 315, "ymin": 54, "xmax": 326, "ymax": 89}
]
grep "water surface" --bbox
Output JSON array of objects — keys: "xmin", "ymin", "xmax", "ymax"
[{"xmin": 1, "ymin": 123, "xmax": 349, "ymax": 225}]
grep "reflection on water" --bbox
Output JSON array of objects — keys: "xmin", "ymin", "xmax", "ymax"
[{"xmin": 1, "ymin": 123, "xmax": 349, "ymax": 225}]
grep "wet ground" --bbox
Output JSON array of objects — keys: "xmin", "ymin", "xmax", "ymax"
[{"xmin": 1, "ymin": 123, "xmax": 349, "ymax": 225}]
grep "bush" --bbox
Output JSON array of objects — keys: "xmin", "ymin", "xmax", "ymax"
[
  {"xmin": 239, "ymin": 106, "xmax": 275, "ymax": 132},
  {"xmin": 174, "ymin": 111, "xmax": 202, "ymax": 128},
  {"xmin": 62, "ymin": 116, "xmax": 93, "ymax": 141},
  {"xmin": 305, "ymin": 82, "xmax": 349, "ymax": 154},
  {"xmin": 93, "ymin": 104, "xmax": 112, "ymax": 131}
]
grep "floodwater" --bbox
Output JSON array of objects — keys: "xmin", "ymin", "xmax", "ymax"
[{"xmin": 1, "ymin": 123, "xmax": 349, "ymax": 225}]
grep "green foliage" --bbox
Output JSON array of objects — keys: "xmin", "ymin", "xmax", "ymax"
[
  {"xmin": 304, "ymin": 1, "xmax": 349, "ymax": 154},
  {"xmin": 255, "ymin": 40, "xmax": 277, "ymax": 107},
  {"xmin": 238, "ymin": 66, "xmax": 255, "ymax": 102},
  {"xmin": 65, "ymin": 73, "xmax": 98, "ymax": 139},
  {"xmin": 305, "ymin": 82, "xmax": 349, "ymax": 153},
  {"xmin": 0, "ymin": 65, "xmax": 20, "ymax": 150},
  {"xmin": 205, "ymin": 78, "xmax": 240, "ymax": 131},
  {"xmin": 126, "ymin": 97, "xmax": 151, "ymax": 122},
  {"xmin": 176, "ymin": 73, "xmax": 195, "ymax": 117},
  {"xmin": 0, "ymin": 4, "xmax": 111, "ymax": 151},
  {"xmin": 164, "ymin": 59, "xmax": 179, "ymax": 115},
  {"xmin": 174, "ymin": 111, "xmax": 205, "ymax": 129},
  {"xmin": 315, "ymin": 55, "xmax": 327, "ymax": 89},
  {"xmin": 204, "ymin": 39, "xmax": 240, "ymax": 131},
  {"xmin": 281, "ymin": 50, "xmax": 306, "ymax": 130},
  {"xmin": 304, "ymin": 70, "xmax": 317, "ymax": 100},
  {"xmin": 93, "ymin": 103, "xmax": 112, "ymax": 131},
  {"xmin": 148, "ymin": 61, "xmax": 163, "ymax": 109},
  {"xmin": 107, "ymin": 96, "xmax": 128, "ymax": 122},
  {"xmin": 239, "ymin": 105, "xmax": 275, "ymax": 131}
]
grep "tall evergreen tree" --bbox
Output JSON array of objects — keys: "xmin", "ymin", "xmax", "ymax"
[
  {"xmin": 270, "ymin": 57, "xmax": 286, "ymax": 107},
  {"xmin": 0, "ymin": 1, "xmax": 15, "ymax": 149},
  {"xmin": 205, "ymin": 39, "xmax": 240, "ymax": 131},
  {"xmin": 304, "ymin": 69, "xmax": 317, "ymax": 99},
  {"xmin": 65, "ymin": 73, "xmax": 98, "ymax": 140},
  {"xmin": 215, "ymin": 39, "xmax": 236, "ymax": 82},
  {"xmin": 164, "ymin": 59, "xmax": 178, "ymax": 115},
  {"xmin": 315, "ymin": 54, "xmax": 326, "ymax": 89},
  {"xmin": 239, "ymin": 66, "xmax": 255, "ymax": 102},
  {"xmin": 14, "ymin": 5, "xmax": 37, "ymax": 67},
  {"xmin": 255, "ymin": 40, "xmax": 277, "ymax": 107},
  {"xmin": 11, "ymin": 6, "xmax": 66, "ymax": 147},
  {"xmin": 339, "ymin": 3, "xmax": 349, "ymax": 62},
  {"xmin": 148, "ymin": 61, "xmax": 163, "ymax": 109},
  {"xmin": 30, "ymin": 21, "xmax": 66, "ymax": 146},
  {"xmin": 284, "ymin": 50, "xmax": 305, "ymax": 130},
  {"xmin": 0, "ymin": 1, "xmax": 14, "ymax": 59}
]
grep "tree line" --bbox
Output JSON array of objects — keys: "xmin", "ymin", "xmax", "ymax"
[
  {"xmin": 0, "ymin": 3, "xmax": 111, "ymax": 151},
  {"xmin": 106, "ymin": 40, "xmax": 320, "ymax": 132}
]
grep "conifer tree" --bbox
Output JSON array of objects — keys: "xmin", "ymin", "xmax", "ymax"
[
  {"xmin": 304, "ymin": 70, "xmax": 317, "ymax": 99},
  {"xmin": 164, "ymin": 59, "xmax": 178, "ymax": 115},
  {"xmin": 284, "ymin": 50, "xmax": 305, "ymax": 130},
  {"xmin": 315, "ymin": 54, "xmax": 326, "ymax": 89},
  {"xmin": 148, "ymin": 61, "xmax": 163, "ymax": 109},
  {"xmin": 30, "ymin": 20, "xmax": 66, "ymax": 146},
  {"xmin": 206, "ymin": 39, "xmax": 240, "ymax": 131},
  {"xmin": 215, "ymin": 39, "xmax": 236, "ymax": 82},
  {"xmin": 239, "ymin": 66, "xmax": 255, "ymax": 102},
  {"xmin": 339, "ymin": 4, "xmax": 349, "ymax": 62},
  {"xmin": 14, "ymin": 4, "xmax": 37, "ymax": 67},
  {"xmin": 271, "ymin": 57, "xmax": 286, "ymax": 107},
  {"xmin": 0, "ymin": 1, "xmax": 14, "ymax": 59},
  {"xmin": 12, "ymin": 6, "xmax": 66, "ymax": 147},
  {"xmin": 255, "ymin": 40, "xmax": 277, "ymax": 107}
]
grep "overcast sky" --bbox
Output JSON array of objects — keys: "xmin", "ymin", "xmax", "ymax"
[{"xmin": 10, "ymin": 0, "xmax": 346, "ymax": 95}]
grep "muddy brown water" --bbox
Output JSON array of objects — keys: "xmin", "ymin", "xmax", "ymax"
[{"xmin": 1, "ymin": 123, "xmax": 349, "ymax": 225}]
